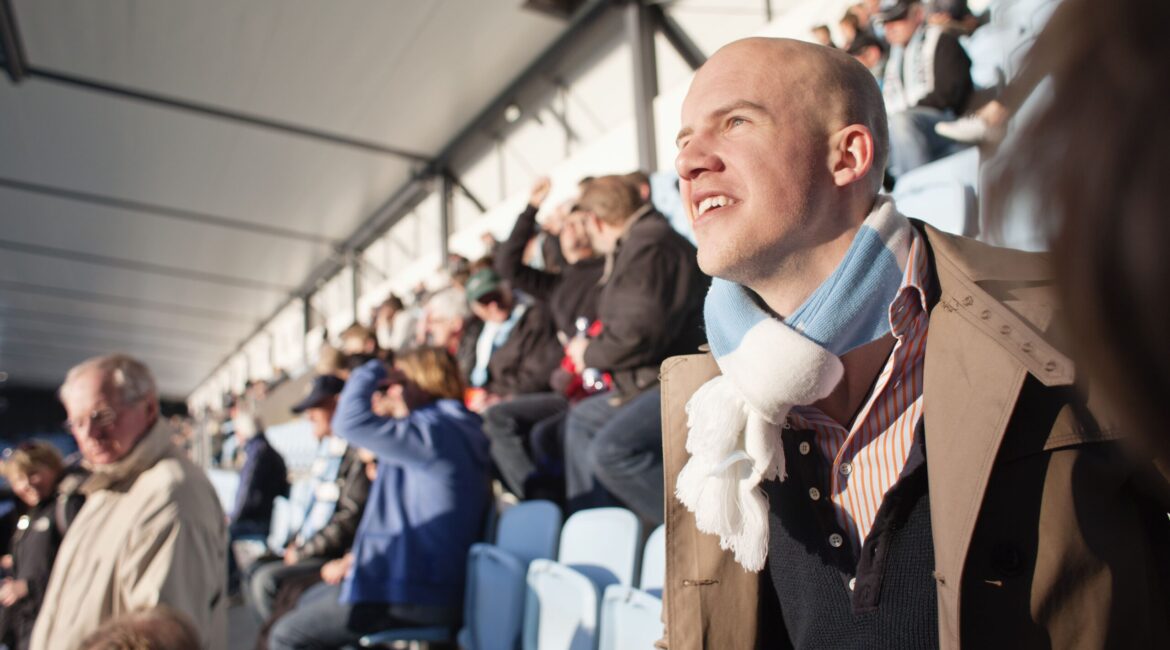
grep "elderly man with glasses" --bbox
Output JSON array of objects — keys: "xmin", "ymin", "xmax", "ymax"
[{"xmin": 30, "ymin": 354, "xmax": 227, "ymax": 650}]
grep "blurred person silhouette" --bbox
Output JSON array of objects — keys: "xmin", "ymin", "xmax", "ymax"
[
  {"xmin": 877, "ymin": 0, "xmax": 973, "ymax": 178},
  {"xmin": 0, "ymin": 443, "xmax": 85, "ymax": 650},
  {"xmin": 990, "ymin": 0, "xmax": 1170, "ymax": 453},
  {"xmin": 227, "ymin": 412, "xmax": 289, "ymax": 595},
  {"xmin": 456, "ymin": 267, "xmax": 563, "ymax": 413},
  {"xmin": 811, "ymin": 24, "xmax": 836, "ymax": 48},
  {"xmin": 484, "ymin": 176, "xmax": 606, "ymax": 500},
  {"xmin": 246, "ymin": 375, "xmax": 370, "ymax": 623},
  {"xmin": 32, "ymin": 355, "xmax": 226, "ymax": 650},
  {"xmin": 562, "ymin": 174, "xmax": 708, "ymax": 524},
  {"xmin": 268, "ymin": 348, "xmax": 490, "ymax": 649}
]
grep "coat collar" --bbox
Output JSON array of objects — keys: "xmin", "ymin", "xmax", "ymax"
[
  {"xmin": 80, "ymin": 419, "xmax": 176, "ymax": 495},
  {"xmin": 916, "ymin": 221, "xmax": 1072, "ymax": 646}
]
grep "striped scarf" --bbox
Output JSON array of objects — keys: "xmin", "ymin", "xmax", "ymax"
[{"xmin": 675, "ymin": 196, "xmax": 912, "ymax": 571}]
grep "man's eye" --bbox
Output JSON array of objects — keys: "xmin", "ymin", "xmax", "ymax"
[{"xmin": 729, "ymin": 117, "xmax": 747, "ymax": 128}]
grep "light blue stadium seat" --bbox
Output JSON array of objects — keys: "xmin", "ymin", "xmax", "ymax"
[
  {"xmin": 206, "ymin": 468, "xmax": 240, "ymax": 514},
  {"xmin": 496, "ymin": 499, "xmax": 563, "ymax": 564},
  {"xmin": 597, "ymin": 524, "xmax": 667, "ymax": 650},
  {"xmin": 266, "ymin": 495, "xmax": 293, "ymax": 552},
  {"xmin": 523, "ymin": 508, "xmax": 642, "ymax": 650},
  {"xmin": 363, "ymin": 499, "xmax": 563, "ymax": 650},
  {"xmin": 597, "ymin": 588, "xmax": 663, "ymax": 650},
  {"xmin": 892, "ymin": 148, "xmax": 981, "ymax": 238},
  {"xmin": 638, "ymin": 525, "xmax": 665, "ymax": 596}
]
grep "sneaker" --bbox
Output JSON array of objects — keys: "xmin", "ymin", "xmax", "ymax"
[{"xmin": 935, "ymin": 115, "xmax": 996, "ymax": 144}]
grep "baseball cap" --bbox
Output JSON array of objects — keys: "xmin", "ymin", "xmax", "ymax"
[
  {"xmin": 465, "ymin": 268, "xmax": 504, "ymax": 304},
  {"xmin": 874, "ymin": 0, "xmax": 920, "ymax": 22},
  {"xmin": 290, "ymin": 375, "xmax": 345, "ymax": 414}
]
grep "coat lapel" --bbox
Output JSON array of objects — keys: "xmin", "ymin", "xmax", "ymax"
[{"xmin": 919, "ymin": 224, "xmax": 1073, "ymax": 647}]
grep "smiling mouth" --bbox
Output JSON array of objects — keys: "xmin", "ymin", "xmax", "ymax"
[{"xmin": 695, "ymin": 194, "xmax": 739, "ymax": 218}]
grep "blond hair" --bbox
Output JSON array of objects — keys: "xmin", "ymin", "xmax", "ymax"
[
  {"xmin": 577, "ymin": 175, "xmax": 642, "ymax": 226},
  {"xmin": 3, "ymin": 441, "xmax": 64, "ymax": 481},
  {"xmin": 395, "ymin": 347, "xmax": 465, "ymax": 402}
]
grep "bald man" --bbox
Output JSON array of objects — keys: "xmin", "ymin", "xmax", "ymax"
[{"xmin": 661, "ymin": 38, "xmax": 1170, "ymax": 649}]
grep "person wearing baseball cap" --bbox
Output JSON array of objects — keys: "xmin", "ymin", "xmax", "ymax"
[
  {"xmin": 876, "ymin": 0, "xmax": 974, "ymax": 179},
  {"xmin": 245, "ymin": 374, "xmax": 371, "ymax": 624}
]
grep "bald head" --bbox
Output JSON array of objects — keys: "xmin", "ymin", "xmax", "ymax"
[
  {"xmin": 689, "ymin": 38, "xmax": 888, "ymax": 190},
  {"xmin": 675, "ymin": 37, "xmax": 889, "ymax": 313}
]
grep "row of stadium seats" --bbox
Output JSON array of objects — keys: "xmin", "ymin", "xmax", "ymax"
[{"xmin": 359, "ymin": 503, "xmax": 665, "ymax": 650}]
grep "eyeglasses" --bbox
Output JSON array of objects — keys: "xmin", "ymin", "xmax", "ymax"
[{"xmin": 64, "ymin": 407, "xmax": 119, "ymax": 434}]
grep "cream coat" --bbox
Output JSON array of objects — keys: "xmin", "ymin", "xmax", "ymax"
[{"xmin": 31, "ymin": 420, "xmax": 227, "ymax": 650}]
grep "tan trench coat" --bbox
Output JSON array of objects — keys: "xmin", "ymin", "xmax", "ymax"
[
  {"xmin": 660, "ymin": 224, "xmax": 1170, "ymax": 649},
  {"xmin": 31, "ymin": 420, "xmax": 228, "ymax": 650}
]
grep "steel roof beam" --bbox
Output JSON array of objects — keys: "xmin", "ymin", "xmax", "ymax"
[
  {"xmin": 0, "ymin": 238, "xmax": 294, "ymax": 293},
  {"xmin": 0, "ymin": 176, "xmax": 337, "ymax": 246},
  {"xmin": 24, "ymin": 66, "xmax": 433, "ymax": 164},
  {"xmin": 0, "ymin": 280, "xmax": 256, "ymax": 323}
]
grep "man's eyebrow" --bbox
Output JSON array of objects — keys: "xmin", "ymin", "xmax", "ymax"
[{"xmin": 676, "ymin": 100, "xmax": 769, "ymax": 146}]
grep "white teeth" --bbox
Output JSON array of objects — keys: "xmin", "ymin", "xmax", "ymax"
[{"xmin": 696, "ymin": 195, "xmax": 734, "ymax": 216}]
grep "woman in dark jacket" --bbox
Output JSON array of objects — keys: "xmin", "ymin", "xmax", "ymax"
[{"xmin": 0, "ymin": 442, "xmax": 85, "ymax": 650}]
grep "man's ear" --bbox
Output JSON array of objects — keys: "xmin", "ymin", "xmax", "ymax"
[{"xmin": 828, "ymin": 124, "xmax": 875, "ymax": 188}]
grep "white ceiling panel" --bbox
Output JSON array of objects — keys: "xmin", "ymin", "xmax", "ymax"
[{"xmin": 0, "ymin": 0, "xmax": 589, "ymax": 398}]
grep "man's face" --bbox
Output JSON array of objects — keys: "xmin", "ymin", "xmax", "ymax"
[
  {"xmin": 882, "ymin": 10, "xmax": 922, "ymax": 46},
  {"xmin": 584, "ymin": 213, "xmax": 618, "ymax": 255},
  {"xmin": 675, "ymin": 42, "xmax": 827, "ymax": 284},
  {"xmin": 11, "ymin": 466, "xmax": 57, "ymax": 507},
  {"xmin": 62, "ymin": 369, "xmax": 154, "ymax": 465},
  {"xmin": 559, "ymin": 211, "xmax": 595, "ymax": 264},
  {"xmin": 304, "ymin": 404, "xmax": 333, "ymax": 441}
]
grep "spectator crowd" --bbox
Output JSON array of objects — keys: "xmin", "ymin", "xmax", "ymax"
[{"xmin": 1, "ymin": 0, "xmax": 1168, "ymax": 647}]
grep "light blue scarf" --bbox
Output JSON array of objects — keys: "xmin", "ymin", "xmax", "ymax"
[{"xmin": 676, "ymin": 196, "xmax": 913, "ymax": 571}]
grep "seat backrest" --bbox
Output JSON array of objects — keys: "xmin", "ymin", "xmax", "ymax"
[
  {"xmin": 463, "ymin": 543, "xmax": 529, "ymax": 650},
  {"xmin": 558, "ymin": 508, "xmax": 641, "ymax": 588},
  {"xmin": 206, "ymin": 468, "xmax": 240, "ymax": 514},
  {"xmin": 523, "ymin": 560, "xmax": 601, "ymax": 650},
  {"xmin": 638, "ymin": 525, "xmax": 666, "ymax": 595},
  {"xmin": 496, "ymin": 499, "xmax": 562, "ymax": 565},
  {"xmin": 598, "ymin": 586, "xmax": 664, "ymax": 650},
  {"xmin": 266, "ymin": 496, "xmax": 293, "ymax": 552}
]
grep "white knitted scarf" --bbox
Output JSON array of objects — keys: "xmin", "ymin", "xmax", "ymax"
[{"xmin": 675, "ymin": 197, "xmax": 912, "ymax": 571}]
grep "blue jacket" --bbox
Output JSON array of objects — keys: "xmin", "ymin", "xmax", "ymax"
[{"xmin": 332, "ymin": 360, "xmax": 491, "ymax": 609}]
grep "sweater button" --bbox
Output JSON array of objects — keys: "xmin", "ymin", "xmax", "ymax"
[
  {"xmin": 829, "ymin": 533, "xmax": 844, "ymax": 548},
  {"xmin": 808, "ymin": 487, "xmax": 821, "ymax": 501},
  {"xmin": 848, "ymin": 577, "xmax": 857, "ymax": 591},
  {"xmin": 839, "ymin": 462, "xmax": 853, "ymax": 476},
  {"xmin": 798, "ymin": 441, "xmax": 811, "ymax": 456}
]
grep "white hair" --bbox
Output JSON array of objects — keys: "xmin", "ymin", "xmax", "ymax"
[
  {"xmin": 60, "ymin": 354, "xmax": 158, "ymax": 406},
  {"xmin": 425, "ymin": 287, "xmax": 471, "ymax": 322}
]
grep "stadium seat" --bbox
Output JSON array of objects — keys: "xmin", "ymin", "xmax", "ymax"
[
  {"xmin": 597, "ymin": 588, "xmax": 664, "ymax": 650},
  {"xmin": 638, "ymin": 525, "xmax": 666, "ymax": 595},
  {"xmin": 557, "ymin": 508, "xmax": 641, "ymax": 587},
  {"xmin": 362, "ymin": 500, "xmax": 563, "ymax": 650},
  {"xmin": 206, "ymin": 468, "xmax": 240, "ymax": 514},
  {"xmin": 496, "ymin": 499, "xmax": 563, "ymax": 564},
  {"xmin": 523, "ymin": 508, "xmax": 642, "ymax": 650},
  {"xmin": 597, "ymin": 524, "xmax": 667, "ymax": 650},
  {"xmin": 892, "ymin": 148, "xmax": 981, "ymax": 238}
]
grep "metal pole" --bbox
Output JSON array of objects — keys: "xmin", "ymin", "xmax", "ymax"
[
  {"xmin": 626, "ymin": 0, "xmax": 659, "ymax": 171},
  {"xmin": 439, "ymin": 173, "xmax": 453, "ymax": 264}
]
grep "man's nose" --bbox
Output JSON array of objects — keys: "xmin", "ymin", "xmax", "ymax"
[{"xmin": 675, "ymin": 134, "xmax": 724, "ymax": 181}]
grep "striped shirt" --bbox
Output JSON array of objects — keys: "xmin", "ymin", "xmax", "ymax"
[{"xmin": 788, "ymin": 231, "xmax": 931, "ymax": 552}]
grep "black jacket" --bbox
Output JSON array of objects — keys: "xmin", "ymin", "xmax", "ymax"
[
  {"xmin": 917, "ymin": 29, "xmax": 973, "ymax": 113},
  {"xmin": 232, "ymin": 433, "xmax": 289, "ymax": 530},
  {"xmin": 495, "ymin": 204, "xmax": 605, "ymax": 336},
  {"xmin": 296, "ymin": 445, "xmax": 370, "ymax": 560},
  {"xmin": 457, "ymin": 302, "xmax": 564, "ymax": 398},
  {"xmin": 0, "ymin": 478, "xmax": 85, "ymax": 650},
  {"xmin": 584, "ymin": 208, "xmax": 709, "ymax": 398}
]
